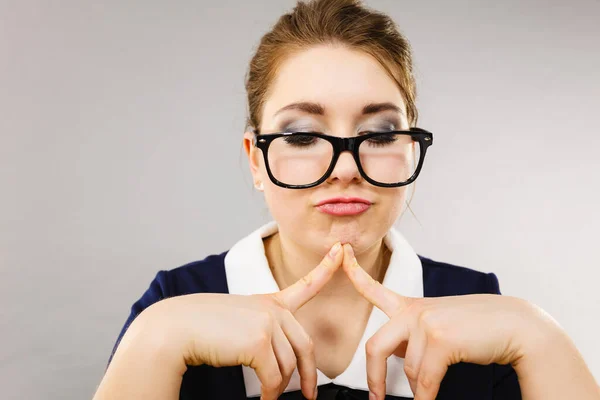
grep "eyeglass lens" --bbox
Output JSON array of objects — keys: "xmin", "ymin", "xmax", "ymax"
[{"xmin": 266, "ymin": 133, "xmax": 421, "ymax": 186}]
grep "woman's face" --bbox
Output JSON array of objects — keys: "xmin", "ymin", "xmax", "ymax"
[{"xmin": 244, "ymin": 45, "xmax": 411, "ymax": 255}]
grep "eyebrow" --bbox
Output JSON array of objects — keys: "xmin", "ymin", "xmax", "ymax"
[
  {"xmin": 362, "ymin": 102, "xmax": 404, "ymax": 116},
  {"xmin": 274, "ymin": 102, "xmax": 325, "ymax": 116},
  {"xmin": 273, "ymin": 101, "xmax": 405, "ymax": 117}
]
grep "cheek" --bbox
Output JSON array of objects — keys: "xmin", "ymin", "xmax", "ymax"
[
  {"xmin": 263, "ymin": 186, "xmax": 307, "ymax": 222},
  {"xmin": 377, "ymin": 187, "xmax": 408, "ymax": 220}
]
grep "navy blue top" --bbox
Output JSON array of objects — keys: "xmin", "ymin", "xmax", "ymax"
[{"xmin": 106, "ymin": 251, "xmax": 522, "ymax": 399}]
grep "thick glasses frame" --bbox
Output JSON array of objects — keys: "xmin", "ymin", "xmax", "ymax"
[{"xmin": 252, "ymin": 127, "xmax": 434, "ymax": 189}]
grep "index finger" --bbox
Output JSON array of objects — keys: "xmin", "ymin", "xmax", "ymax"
[
  {"xmin": 342, "ymin": 243, "xmax": 411, "ymax": 317},
  {"xmin": 276, "ymin": 241, "xmax": 343, "ymax": 313}
]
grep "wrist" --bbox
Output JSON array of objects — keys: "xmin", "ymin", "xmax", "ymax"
[
  {"xmin": 124, "ymin": 303, "xmax": 189, "ymax": 376},
  {"xmin": 507, "ymin": 301, "xmax": 566, "ymax": 398},
  {"xmin": 94, "ymin": 306, "xmax": 186, "ymax": 400},
  {"xmin": 510, "ymin": 298, "xmax": 564, "ymax": 368},
  {"xmin": 508, "ymin": 302, "xmax": 599, "ymax": 399}
]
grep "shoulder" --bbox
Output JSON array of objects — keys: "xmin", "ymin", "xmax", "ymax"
[
  {"xmin": 105, "ymin": 251, "xmax": 230, "ymax": 369},
  {"xmin": 418, "ymin": 254, "xmax": 503, "ymax": 297},
  {"xmin": 159, "ymin": 250, "xmax": 230, "ymax": 297}
]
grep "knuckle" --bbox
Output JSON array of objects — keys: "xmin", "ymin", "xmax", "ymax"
[
  {"xmin": 412, "ymin": 303, "xmax": 446, "ymax": 345},
  {"xmin": 398, "ymin": 298, "xmax": 422, "ymax": 319},
  {"xmin": 283, "ymin": 357, "xmax": 297, "ymax": 377},
  {"xmin": 365, "ymin": 275, "xmax": 378, "ymax": 291},
  {"xmin": 252, "ymin": 294, "xmax": 270, "ymax": 309},
  {"xmin": 258, "ymin": 293, "xmax": 276, "ymax": 308},
  {"xmin": 365, "ymin": 338, "xmax": 382, "ymax": 358},
  {"xmin": 427, "ymin": 326, "xmax": 445, "ymax": 345},
  {"xmin": 366, "ymin": 376, "xmax": 382, "ymax": 391},
  {"xmin": 305, "ymin": 335, "xmax": 315, "ymax": 354},
  {"xmin": 296, "ymin": 334, "xmax": 315, "ymax": 363},
  {"xmin": 263, "ymin": 376, "xmax": 283, "ymax": 393},
  {"xmin": 403, "ymin": 362, "xmax": 419, "ymax": 381},
  {"xmin": 418, "ymin": 370, "xmax": 434, "ymax": 391},
  {"xmin": 356, "ymin": 286, "xmax": 367, "ymax": 297},
  {"xmin": 300, "ymin": 273, "xmax": 313, "ymax": 287},
  {"xmin": 412, "ymin": 303, "xmax": 429, "ymax": 322},
  {"xmin": 251, "ymin": 331, "xmax": 272, "ymax": 350},
  {"xmin": 270, "ymin": 293, "xmax": 289, "ymax": 310},
  {"xmin": 257, "ymin": 309, "xmax": 275, "ymax": 326},
  {"xmin": 416, "ymin": 306, "xmax": 435, "ymax": 329}
]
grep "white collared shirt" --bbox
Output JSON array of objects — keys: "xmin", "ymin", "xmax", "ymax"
[{"xmin": 224, "ymin": 221, "xmax": 423, "ymax": 398}]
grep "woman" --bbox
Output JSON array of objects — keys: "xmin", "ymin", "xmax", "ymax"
[{"xmin": 92, "ymin": 0, "xmax": 599, "ymax": 399}]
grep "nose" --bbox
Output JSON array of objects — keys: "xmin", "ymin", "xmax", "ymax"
[{"xmin": 325, "ymin": 150, "xmax": 362, "ymax": 185}]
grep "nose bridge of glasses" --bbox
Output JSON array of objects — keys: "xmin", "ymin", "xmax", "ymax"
[
  {"xmin": 338, "ymin": 136, "xmax": 356, "ymax": 153},
  {"xmin": 330, "ymin": 136, "xmax": 361, "ymax": 174}
]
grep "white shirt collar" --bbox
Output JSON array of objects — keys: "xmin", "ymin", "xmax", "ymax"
[{"xmin": 224, "ymin": 221, "xmax": 423, "ymax": 398}]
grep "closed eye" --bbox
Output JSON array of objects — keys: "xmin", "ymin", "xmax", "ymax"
[
  {"xmin": 364, "ymin": 133, "xmax": 398, "ymax": 147},
  {"xmin": 282, "ymin": 134, "xmax": 318, "ymax": 147}
]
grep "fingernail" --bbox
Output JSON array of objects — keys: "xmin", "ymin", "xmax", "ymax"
[
  {"xmin": 329, "ymin": 242, "xmax": 341, "ymax": 258},
  {"xmin": 350, "ymin": 252, "xmax": 359, "ymax": 268},
  {"xmin": 346, "ymin": 244, "xmax": 354, "ymax": 256},
  {"xmin": 369, "ymin": 392, "xmax": 377, "ymax": 400}
]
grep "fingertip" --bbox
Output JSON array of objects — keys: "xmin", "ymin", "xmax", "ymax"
[
  {"xmin": 341, "ymin": 244, "xmax": 349, "ymax": 267},
  {"xmin": 330, "ymin": 245, "xmax": 344, "ymax": 269},
  {"xmin": 347, "ymin": 243, "xmax": 355, "ymax": 258},
  {"xmin": 328, "ymin": 241, "xmax": 342, "ymax": 260},
  {"xmin": 341, "ymin": 244, "xmax": 353, "ymax": 272},
  {"xmin": 342, "ymin": 243, "xmax": 352, "ymax": 258}
]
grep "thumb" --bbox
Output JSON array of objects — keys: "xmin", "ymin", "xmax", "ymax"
[{"xmin": 277, "ymin": 242, "xmax": 343, "ymax": 313}]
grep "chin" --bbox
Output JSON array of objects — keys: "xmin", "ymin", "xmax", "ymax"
[{"xmin": 330, "ymin": 223, "xmax": 371, "ymax": 248}]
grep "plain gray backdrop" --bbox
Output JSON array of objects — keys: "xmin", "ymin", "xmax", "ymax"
[{"xmin": 1, "ymin": 0, "xmax": 599, "ymax": 398}]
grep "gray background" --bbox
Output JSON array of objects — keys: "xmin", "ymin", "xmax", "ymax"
[{"xmin": 1, "ymin": 0, "xmax": 599, "ymax": 398}]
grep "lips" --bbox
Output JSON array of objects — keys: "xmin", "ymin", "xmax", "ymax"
[{"xmin": 315, "ymin": 197, "xmax": 372, "ymax": 216}]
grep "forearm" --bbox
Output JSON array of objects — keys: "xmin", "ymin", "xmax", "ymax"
[
  {"xmin": 513, "ymin": 319, "xmax": 600, "ymax": 399},
  {"xmin": 93, "ymin": 315, "xmax": 187, "ymax": 400}
]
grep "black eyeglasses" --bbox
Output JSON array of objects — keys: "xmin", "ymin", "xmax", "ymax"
[{"xmin": 252, "ymin": 127, "xmax": 433, "ymax": 189}]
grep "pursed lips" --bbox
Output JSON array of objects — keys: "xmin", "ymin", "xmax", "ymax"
[{"xmin": 315, "ymin": 197, "xmax": 372, "ymax": 216}]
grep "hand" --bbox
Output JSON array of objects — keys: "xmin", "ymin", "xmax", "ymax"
[
  {"xmin": 137, "ymin": 242, "xmax": 345, "ymax": 400},
  {"xmin": 341, "ymin": 243, "xmax": 537, "ymax": 400}
]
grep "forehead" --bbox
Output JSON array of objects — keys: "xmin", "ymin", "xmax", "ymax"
[{"xmin": 262, "ymin": 45, "xmax": 406, "ymax": 119}]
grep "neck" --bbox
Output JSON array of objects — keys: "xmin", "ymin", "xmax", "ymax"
[{"xmin": 264, "ymin": 230, "xmax": 391, "ymax": 300}]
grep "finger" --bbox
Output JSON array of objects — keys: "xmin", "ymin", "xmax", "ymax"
[
  {"xmin": 251, "ymin": 339, "xmax": 282, "ymax": 400},
  {"xmin": 270, "ymin": 322, "xmax": 297, "ymax": 396},
  {"xmin": 365, "ymin": 316, "xmax": 410, "ymax": 399},
  {"xmin": 342, "ymin": 244, "xmax": 404, "ymax": 317},
  {"xmin": 414, "ymin": 344, "xmax": 448, "ymax": 400},
  {"xmin": 278, "ymin": 310, "xmax": 317, "ymax": 400},
  {"xmin": 277, "ymin": 242, "xmax": 343, "ymax": 313},
  {"xmin": 402, "ymin": 324, "xmax": 427, "ymax": 396}
]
